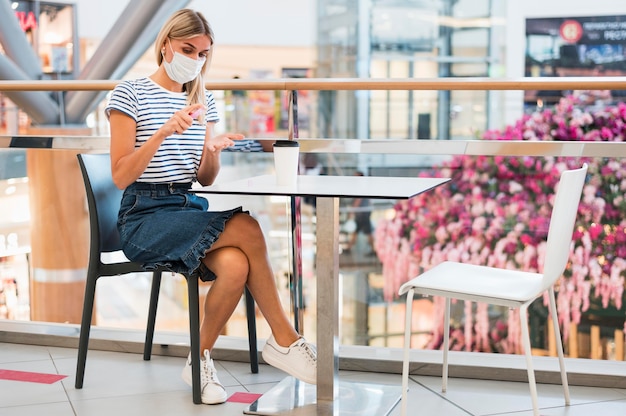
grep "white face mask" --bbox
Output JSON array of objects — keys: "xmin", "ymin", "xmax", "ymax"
[{"xmin": 162, "ymin": 40, "xmax": 206, "ymax": 84}]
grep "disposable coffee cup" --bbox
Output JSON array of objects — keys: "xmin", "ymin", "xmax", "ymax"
[{"xmin": 273, "ymin": 140, "xmax": 300, "ymax": 186}]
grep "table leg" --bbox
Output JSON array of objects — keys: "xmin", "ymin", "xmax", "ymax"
[
  {"xmin": 315, "ymin": 197, "xmax": 340, "ymax": 404},
  {"xmin": 289, "ymin": 196, "xmax": 304, "ymax": 333},
  {"xmin": 245, "ymin": 196, "xmax": 400, "ymax": 415},
  {"xmin": 313, "ymin": 197, "xmax": 400, "ymax": 415}
]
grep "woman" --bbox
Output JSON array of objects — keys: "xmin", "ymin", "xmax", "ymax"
[{"xmin": 105, "ymin": 9, "xmax": 316, "ymax": 405}]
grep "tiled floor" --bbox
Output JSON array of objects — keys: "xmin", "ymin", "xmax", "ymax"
[{"xmin": 1, "ymin": 341, "xmax": 626, "ymax": 416}]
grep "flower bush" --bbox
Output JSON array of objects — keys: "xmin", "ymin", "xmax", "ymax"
[{"xmin": 376, "ymin": 96, "xmax": 626, "ymax": 354}]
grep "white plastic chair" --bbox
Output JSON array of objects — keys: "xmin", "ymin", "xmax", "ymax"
[{"xmin": 399, "ymin": 164, "xmax": 588, "ymax": 416}]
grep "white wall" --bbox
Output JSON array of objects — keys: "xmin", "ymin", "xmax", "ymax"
[
  {"xmin": 73, "ymin": 0, "xmax": 128, "ymax": 39},
  {"xmin": 504, "ymin": 0, "xmax": 626, "ymax": 124},
  {"xmin": 73, "ymin": 0, "xmax": 317, "ymax": 79},
  {"xmin": 188, "ymin": 0, "xmax": 316, "ymax": 47},
  {"xmin": 73, "ymin": 0, "xmax": 316, "ymax": 46}
]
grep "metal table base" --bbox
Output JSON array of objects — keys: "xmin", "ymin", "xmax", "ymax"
[
  {"xmin": 193, "ymin": 175, "xmax": 450, "ymax": 415},
  {"xmin": 244, "ymin": 377, "xmax": 402, "ymax": 416}
]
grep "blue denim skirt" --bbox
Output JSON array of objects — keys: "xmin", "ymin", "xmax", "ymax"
[{"xmin": 118, "ymin": 182, "xmax": 244, "ymax": 281}]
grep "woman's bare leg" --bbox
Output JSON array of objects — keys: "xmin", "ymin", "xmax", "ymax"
[
  {"xmin": 206, "ymin": 212, "xmax": 300, "ymax": 347},
  {"xmin": 199, "ymin": 247, "xmax": 249, "ymax": 352}
]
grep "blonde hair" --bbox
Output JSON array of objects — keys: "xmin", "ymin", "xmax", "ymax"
[{"xmin": 155, "ymin": 9, "xmax": 214, "ymax": 123}]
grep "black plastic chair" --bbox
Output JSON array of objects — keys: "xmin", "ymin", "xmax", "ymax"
[{"xmin": 75, "ymin": 153, "xmax": 258, "ymax": 404}]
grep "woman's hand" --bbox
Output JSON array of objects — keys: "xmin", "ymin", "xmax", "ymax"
[
  {"xmin": 205, "ymin": 133, "xmax": 245, "ymax": 152},
  {"xmin": 160, "ymin": 104, "xmax": 205, "ymax": 136},
  {"xmin": 196, "ymin": 131, "xmax": 245, "ymax": 185}
]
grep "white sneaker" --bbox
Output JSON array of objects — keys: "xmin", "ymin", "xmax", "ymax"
[
  {"xmin": 181, "ymin": 349, "xmax": 227, "ymax": 404},
  {"xmin": 262, "ymin": 335, "xmax": 317, "ymax": 384}
]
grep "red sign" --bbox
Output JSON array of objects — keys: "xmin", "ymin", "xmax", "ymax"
[
  {"xmin": 559, "ymin": 20, "xmax": 583, "ymax": 43},
  {"xmin": 15, "ymin": 11, "xmax": 38, "ymax": 32}
]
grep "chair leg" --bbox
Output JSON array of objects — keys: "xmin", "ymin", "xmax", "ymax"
[
  {"xmin": 442, "ymin": 297, "xmax": 451, "ymax": 393},
  {"xmin": 549, "ymin": 287, "xmax": 571, "ymax": 405},
  {"xmin": 144, "ymin": 271, "xmax": 162, "ymax": 360},
  {"xmin": 520, "ymin": 304, "xmax": 540, "ymax": 416},
  {"xmin": 401, "ymin": 288, "xmax": 415, "ymax": 416},
  {"xmin": 244, "ymin": 287, "xmax": 259, "ymax": 374},
  {"xmin": 187, "ymin": 275, "xmax": 202, "ymax": 405},
  {"xmin": 75, "ymin": 273, "xmax": 98, "ymax": 389}
]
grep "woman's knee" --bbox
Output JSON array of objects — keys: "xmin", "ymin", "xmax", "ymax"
[
  {"xmin": 203, "ymin": 247, "xmax": 249, "ymax": 287},
  {"xmin": 226, "ymin": 213, "xmax": 266, "ymax": 244}
]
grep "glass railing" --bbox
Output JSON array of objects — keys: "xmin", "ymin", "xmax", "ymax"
[{"xmin": 1, "ymin": 77, "xmax": 625, "ymax": 374}]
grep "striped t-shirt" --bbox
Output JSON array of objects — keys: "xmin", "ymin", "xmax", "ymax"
[{"xmin": 105, "ymin": 77, "xmax": 219, "ymax": 183}]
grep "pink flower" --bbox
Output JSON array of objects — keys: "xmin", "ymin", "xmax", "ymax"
[
  {"xmin": 588, "ymin": 223, "xmax": 603, "ymax": 240},
  {"xmin": 520, "ymin": 234, "xmax": 533, "ymax": 246},
  {"xmin": 377, "ymin": 96, "xmax": 626, "ymax": 355}
]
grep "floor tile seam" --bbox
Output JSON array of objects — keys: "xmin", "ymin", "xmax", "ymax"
[
  {"xmin": 215, "ymin": 361, "xmax": 282, "ymax": 388},
  {"xmin": 66, "ymin": 387, "xmax": 190, "ymax": 404},
  {"xmin": 48, "ymin": 349, "xmax": 80, "ymax": 415},
  {"xmin": 67, "ymin": 400, "xmax": 79, "ymax": 415},
  {"xmin": 410, "ymin": 384, "xmax": 626, "ymax": 416},
  {"xmin": 480, "ymin": 410, "xmax": 532, "ymax": 416},
  {"xmin": 570, "ymin": 397, "xmax": 626, "ymax": 405},
  {"xmin": 223, "ymin": 374, "xmax": 282, "ymax": 389},
  {"xmin": 409, "ymin": 375, "xmax": 475, "ymax": 415},
  {"xmin": 479, "ymin": 403, "xmax": 550, "ymax": 416},
  {"xmin": 213, "ymin": 361, "xmax": 249, "ymax": 389},
  {"xmin": 0, "ymin": 401, "xmax": 73, "ymax": 411},
  {"xmin": 0, "ymin": 358, "xmax": 58, "ymax": 365},
  {"xmin": 610, "ymin": 388, "xmax": 626, "ymax": 397},
  {"xmin": 221, "ymin": 380, "xmax": 248, "ymax": 388},
  {"xmin": 512, "ymin": 397, "xmax": 626, "ymax": 414}
]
